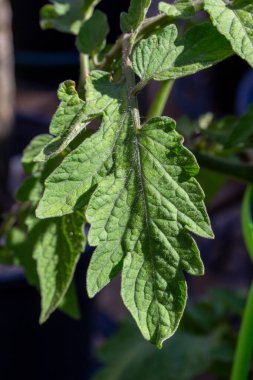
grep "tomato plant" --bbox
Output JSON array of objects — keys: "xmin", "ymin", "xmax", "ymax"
[{"xmin": 1, "ymin": 0, "xmax": 253, "ymax": 378}]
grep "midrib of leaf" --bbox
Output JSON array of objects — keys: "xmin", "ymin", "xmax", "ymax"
[
  {"xmin": 133, "ymin": 133, "xmax": 163, "ymax": 341},
  {"xmin": 123, "ymin": 31, "xmax": 165, "ymax": 343}
]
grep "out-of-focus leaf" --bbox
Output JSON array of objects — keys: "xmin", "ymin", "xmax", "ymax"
[
  {"xmin": 120, "ymin": 0, "xmax": 151, "ymax": 33},
  {"xmin": 197, "ymin": 169, "xmax": 225, "ymax": 205},
  {"xmin": 40, "ymin": 0, "xmax": 102, "ymax": 35},
  {"xmin": 94, "ymin": 289, "xmax": 245, "ymax": 380},
  {"xmin": 76, "ymin": 11, "xmax": 109, "ymax": 55},
  {"xmin": 159, "ymin": 0, "xmax": 195, "ymax": 18},
  {"xmin": 94, "ymin": 320, "xmax": 221, "ymax": 380}
]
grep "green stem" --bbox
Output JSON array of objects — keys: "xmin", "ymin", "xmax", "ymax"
[
  {"xmin": 78, "ymin": 53, "xmax": 90, "ymax": 92},
  {"xmin": 194, "ymin": 152, "xmax": 253, "ymax": 184},
  {"xmin": 99, "ymin": 14, "xmax": 171, "ymax": 71},
  {"xmin": 230, "ymin": 282, "xmax": 253, "ymax": 380},
  {"xmin": 99, "ymin": 0, "xmax": 205, "ymax": 71},
  {"xmin": 230, "ymin": 186, "xmax": 253, "ymax": 380},
  {"xmin": 147, "ymin": 80, "xmax": 174, "ymax": 120},
  {"xmin": 122, "ymin": 33, "xmax": 142, "ymax": 131},
  {"xmin": 242, "ymin": 186, "xmax": 253, "ymax": 262}
]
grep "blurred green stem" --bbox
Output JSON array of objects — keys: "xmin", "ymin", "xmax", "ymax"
[
  {"xmin": 231, "ymin": 282, "xmax": 253, "ymax": 380},
  {"xmin": 147, "ymin": 80, "xmax": 174, "ymax": 120},
  {"xmin": 231, "ymin": 186, "xmax": 253, "ymax": 380},
  {"xmin": 194, "ymin": 152, "xmax": 253, "ymax": 184},
  {"xmin": 241, "ymin": 186, "xmax": 253, "ymax": 261}
]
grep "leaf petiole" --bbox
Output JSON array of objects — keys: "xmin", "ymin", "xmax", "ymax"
[{"xmin": 147, "ymin": 80, "xmax": 174, "ymax": 120}]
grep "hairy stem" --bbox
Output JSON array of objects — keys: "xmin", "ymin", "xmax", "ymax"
[
  {"xmin": 99, "ymin": 0, "xmax": 206, "ymax": 72},
  {"xmin": 122, "ymin": 33, "xmax": 142, "ymax": 131},
  {"xmin": 100, "ymin": 14, "xmax": 171, "ymax": 71},
  {"xmin": 147, "ymin": 80, "xmax": 174, "ymax": 120},
  {"xmin": 78, "ymin": 53, "xmax": 90, "ymax": 91},
  {"xmin": 194, "ymin": 152, "xmax": 253, "ymax": 184},
  {"xmin": 230, "ymin": 282, "xmax": 253, "ymax": 380}
]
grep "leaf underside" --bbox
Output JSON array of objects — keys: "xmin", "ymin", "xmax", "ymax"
[
  {"xmin": 159, "ymin": 0, "xmax": 195, "ymax": 18},
  {"xmin": 18, "ymin": 134, "xmax": 86, "ymax": 322},
  {"xmin": 37, "ymin": 71, "xmax": 213, "ymax": 347},
  {"xmin": 204, "ymin": 0, "xmax": 253, "ymax": 67},
  {"xmin": 120, "ymin": 0, "xmax": 151, "ymax": 33},
  {"xmin": 133, "ymin": 22, "xmax": 233, "ymax": 83}
]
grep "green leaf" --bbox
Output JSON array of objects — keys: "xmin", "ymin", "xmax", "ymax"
[
  {"xmin": 37, "ymin": 71, "xmax": 212, "ymax": 346},
  {"xmin": 29, "ymin": 211, "xmax": 85, "ymax": 323},
  {"xmin": 242, "ymin": 186, "xmax": 253, "ymax": 262},
  {"xmin": 0, "ymin": 228, "xmax": 26, "ymax": 266},
  {"xmin": 35, "ymin": 77, "xmax": 116, "ymax": 163},
  {"xmin": 36, "ymin": 72, "xmax": 124, "ymax": 217},
  {"xmin": 159, "ymin": 0, "xmax": 195, "ymax": 18},
  {"xmin": 1, "ymin": 210, "xmax": 82, "ymax": 321},
  {"xmin": 40, "ymin": 0, "xmax": 101, "ymax": 35},
  {"xmin": 35, "ymin": 81, "xmax": 87, "ymax": 162},
  {"xmin": 16, "ymin": 177, "xmax": 44, "ymax": 205},
  {"xmin": 133, "ymin": 22, "xmax": 232, "ymax": 84},
  {"xmin": 204, "ymin": 0, "xmax": 253, "ymax": 67},
  {"xmin": 120, "ymin": 0, "xmax": 151, "ymax": 33},
  {"xmin": 76, "ymin": 11, "xmax": 109, "ymax": 55},
  {"xmin": 22, "ymin": 134, "xmax": 52, "ymax": 173}
]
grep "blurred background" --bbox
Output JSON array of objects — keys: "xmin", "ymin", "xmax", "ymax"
[{"xmin": 0, "ymin": 0, "xmax": 253, "ymax": 379}]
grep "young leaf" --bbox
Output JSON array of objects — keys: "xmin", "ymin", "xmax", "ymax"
[
  {"xmin": 36, "ymin": 72, "xmax": 124, "ymax": 217},
  {"xmin": 133, "ymin": 23, "xmax": 232, "ymax": 85},
  {"xmin": 76, "ymin": 10, "xmax": 109, "ymax": 55},
  {"xmin": 35, "ymin": 77, "xmax": 116, "ymax": 163},
  {"xmin": 204, "ymin": 0, "xmax": 253, "ymax": 67},
  {"xmin": 40, "ymin": 0, "xmax": 102, "ymax": 35},
  {"xmin": 35, "ymin": 81, "xmax": 88, "ymax": 162},
  {"xmin": 120, "ymin": 0, "xmax": 151, "ymax": 33},
  {"xmin": 22, "ymin": 134, "xmax": 52, "ymax": 173},
  {"xmin": 29, "ymin": 211, "xmax": 85, "ymax": 323},
  {"xmin": 159, "ymin": 0, "xmax": 195, "ymax": 18}
]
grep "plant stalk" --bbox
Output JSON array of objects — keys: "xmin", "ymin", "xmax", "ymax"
[
  {"xmin": 122, "ymin": 33, "xmax": 142, "ymax": 131},
  {"xmin": 230, "ymin": 185, "xmax": 253, "ymax": 380},
  {"xmin": 242, "ymin": 186, "xmax": 253, "ymax": 261},
  {"xmin": 194, "ymin": 152, "xmax": 253, "ymax": 184},
  {"xmin": 78, "ymin": 53, "xmax": 90, "ymax": 92},
  {"xmin": 230, "ymin": 281, "xmax": 253, "ymax": 380},
  {"xmin": 147, "ymin": 80, "xmax": 174, "ymax": 120},
  {"xmin": 100, "ymin": 0, "xmax": 205, "ymax": 71}
]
